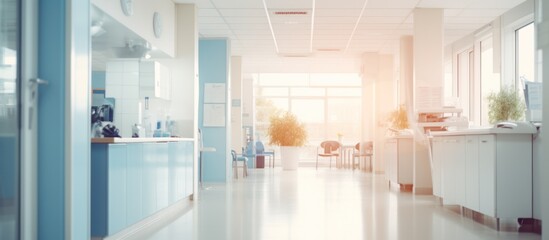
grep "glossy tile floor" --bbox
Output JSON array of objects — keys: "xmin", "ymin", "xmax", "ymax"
[{"xmin": 136, "ymin": 168, "xmax": 541, "ymax": 240}]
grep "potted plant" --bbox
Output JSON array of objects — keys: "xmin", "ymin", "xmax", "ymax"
[
  {"xmin": 388, "ymin": 104, "xmax": 409, "ymax": 133},
  {"xmin": 487, "ymin": 87, "xmax": 526, "ymax": 124},
  {"xmin": 267, "ymin": 112, "xmax": 307, "ymax": 170}
]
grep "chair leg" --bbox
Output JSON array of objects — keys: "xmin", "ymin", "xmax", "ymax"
[
  {"xmin": 244, "ymin": 161, "xmax": 248, "ymax": 177},
  {"xmin": 233, "ymin": 161, "xmax": 238, "ymax": 179},
  {"xmin": 329, "ymin": 156, "xmax": 332, "ymax": 169},
  {"xmin": 316, "ymin": 155, "xmax": 319, "ymax": 169}
]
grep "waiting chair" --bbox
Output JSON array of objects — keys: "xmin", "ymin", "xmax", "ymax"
[
  {"xmin": 231, "ymin": 150, "xmax": 248, "ymax": 179},
  {"xmin": 256, "ymin": 140, "xmax": 275, "ymax": 168},
  {"xmin": 316, "ymin": 140, "xmax": 341, "ymax": 169},
  {"xmin": 353, "ymin": 141, "xmax": 373, "ymax": 171}
]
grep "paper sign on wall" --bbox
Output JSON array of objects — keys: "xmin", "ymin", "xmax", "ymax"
[
  {"xmin": 203, "ymin": 103, "xmax": 225, "ymax": 127},
  {"xmin": 204, "ymin": 83, "xmax": 226, "ymax": 103}
]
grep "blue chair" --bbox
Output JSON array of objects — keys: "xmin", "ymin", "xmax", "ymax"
[
  {"xmin": 256, "ymin": 140, "xmax": 275, "ymax": 168},
  {"xmin": 231, "ymin": 150, "xmax": 248, "ymax": 179}
]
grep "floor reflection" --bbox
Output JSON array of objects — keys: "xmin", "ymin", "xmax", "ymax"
[{"xmin": 136, "ymin": 168, "xmax": 541, "ymax": 240}]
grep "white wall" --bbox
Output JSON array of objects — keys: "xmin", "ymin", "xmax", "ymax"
[
  {"xmin": 154, "ymin": 4, "xmax": 198, "ymax": 138},
  {"xmin": 92, "ymin": 0, "xmax": 176, "ymax": 57}
]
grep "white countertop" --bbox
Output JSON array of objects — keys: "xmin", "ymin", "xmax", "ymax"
[
  {"xmin": 429, "ymin": 126, "xmax": 537, "ymax": 136},
  {"xmin": 92, "ymin": 137, "xmax": 194, "ymax": 144}
]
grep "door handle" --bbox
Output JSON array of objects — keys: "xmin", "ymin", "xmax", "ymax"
[{"xmin": 30, "ymin": 78, "xmax": 48, "ymax": 85}]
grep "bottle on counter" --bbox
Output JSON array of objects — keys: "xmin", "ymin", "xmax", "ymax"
[{"xmin": 153, "ymin": 121, "xmax": 162, "ymax": 138}]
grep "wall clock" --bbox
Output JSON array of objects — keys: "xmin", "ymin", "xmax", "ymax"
[
  {"xmin": 153, "ymin": 12, "xmax": 163, "ymax": 38},
  {"xmin": 120, "ymin": 0, "xmax": 134, "ymax": 16}
]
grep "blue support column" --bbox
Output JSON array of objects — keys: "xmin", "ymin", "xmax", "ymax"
[{"xmin": 198, "ymin": 39, "xmax": 231, "ymax": 182}]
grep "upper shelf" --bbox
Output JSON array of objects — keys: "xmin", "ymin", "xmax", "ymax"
[{"xmin": 92, "ymin": 137, "xmax": 194, "ymax": 144}]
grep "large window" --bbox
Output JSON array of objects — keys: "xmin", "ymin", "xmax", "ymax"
[
  {"xmin": 516, "ymin": 23, "xmax": 536, "ymax": 84},
  {"xmin": 255, "ymin": 73, "xmax": 362, "ymax": 147},
  {"xmin": 480, "ymin": 37, "xmax": 499, "ymax": 126}
]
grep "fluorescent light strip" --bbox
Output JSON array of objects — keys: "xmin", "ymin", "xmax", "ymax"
[
  {"xmin": 310, "ymin": 0, "xmax": 316, "ymax": 53},
  {"xmin": 262, "ymin": 0, "xmax": 280, "ymax": 54},
  {"xmin": 344, "ymin": 0, "xmax": 369, "ymax": 53}
]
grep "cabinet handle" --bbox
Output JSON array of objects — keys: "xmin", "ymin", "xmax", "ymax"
[{"xmin": 481, "ymin": 140, "xmax": 488, "ymax": 143}]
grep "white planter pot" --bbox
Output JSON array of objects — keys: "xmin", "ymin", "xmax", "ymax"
[{"xmin": 280, "ymin": 146, "xmax": 301, "ymax": 170}]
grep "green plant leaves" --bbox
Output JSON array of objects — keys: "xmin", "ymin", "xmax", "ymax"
[{"xmin": 487, "ymin": 87, "xmax": 525, "ymax": 124}]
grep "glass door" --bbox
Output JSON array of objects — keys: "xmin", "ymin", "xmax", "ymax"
[{"xmin": 0, "ymin": 0, "xmax": 21, "ymax": 239}]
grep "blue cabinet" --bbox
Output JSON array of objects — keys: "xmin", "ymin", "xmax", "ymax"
[
  {"xmin": 156, "ymin": 143, "xmax": 169, "ymax": 211},
  {"xmin": 126, "ymin": 144, "xmax": 143, "ymax": 226},
  {"xmin": 91, "ymin": 144, "xmax": 127, "ymax": 236},
  {"xmin": 184, "ymin": 141, "xmax": 194, "ymax": 197},
  {"xmin": 91, "ymin": 140, "xmax": 194, "ymax": 238},
  {"xmin": 142, "ymin": 143, "xmax": 157, "ymax": 216}
]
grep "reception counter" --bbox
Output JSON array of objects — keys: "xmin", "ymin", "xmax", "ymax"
[{"xmin": 91, "ymin": 138, "xmax": 194, "ymax": 238}]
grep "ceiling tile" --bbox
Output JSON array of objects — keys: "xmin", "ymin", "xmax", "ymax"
[
  {"xmin": 199, "ymin": 24, "xmax": 230, "ymax": 30},
  {"xmin": 265, "ymin": 0, "xmax": 314, "ymax": 9},
  {"xmin": 229, "ymin": 23, "xmax": 271, "ymax": 30},
  {"xmin": 360, "ymin": 16, "xmax": 407, "ymax": 24},
  {"xmin": 315, "ymin": 24, "xmax": 355, "ymax": 30},
  {"xmin": 444, "ymin": 9, "xmax": 463, "ymax": 17},
  {"xmin": 366, "ymin": 0, "xmax": 421, "ymax": 9},
  {"xmin": 445, "ymin": 16, "xmax": 496, "ymax": 24},
  {"xmin": 224, "ymin": 17, "xmax": 268, "ymax": 24},
  {"xmin": 416, "ymin": 0, "xmax": 473, "ymax": 9},
  {"xmin": 232, "ymin": 28, "xmax": 273, "ymax": 35},
  {"xmin": 218, "ymin": 8, "xmax": 266, "ymax": 17},
  {"xmin": 210, "ymin": 0, "xmax": 265, "ymax": 8},
  {"xmin": 198, "ymin": 17, "xmax": 225, "ymax": 24},
  {"xmin": 199, "ymin": 9, "xmax": 220, "ymax": 17},
  {"xmin": 314, "ymin": 9, "xmax": 363, "ymax": 17},
  {"xmin": 458, "ymin": 9, "xmax": 508, "ymax": 17},
  {"xmin": 315, "ymin": 0, "xmax": 366, "ymax": 9},
  {"xmin": 199, "ymin": 29, "xmax": 234, "ymax": 35},
  {"xmin": 314, "ymin": 16, "xmax": 360, "ymax": 24},
  {"xmin": 363, "ymin": 8, "xmax": 412, "ymax": 17},
  {"xmin": 173, "ymin": 0, "xmax": 214, "ymax": 8}
]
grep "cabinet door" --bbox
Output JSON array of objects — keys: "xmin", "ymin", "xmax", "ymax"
[
  {"xmin": 478, "ymin": 135, "xmax": 496, "ymax": 217},
  {"xmin": 184, "ymin": 141, "xmax": 194, "ymax": 197},
  {"xmin": 465, "ymin": 136, "xmax": 479, "ymax": 211},
  {"xmin": 108, "ymin": 144, "xmax": 127, "ymax": 235},
  {"xmin": 142, "ymin": 143, "xmax": 157, "ymax": 216},
  {"xmin": 397, "ymin": 139, "xmax": 414, "ymax": 184},
  {"xmin": 156, "ymin": 143, "xmax": 169, "ymax": 210},
  {"xmin": 441, "ymin": 136, "xmax": 465, "ymax": 205},
  {"xmin": 384, "ymin": 139, "xmax": 398, "ymax": 184},
  {"xmin": 169, "ymin": 142, "xmax": 186, "ymax": 203},
  {"xmin": 431, "ymin": 138, "xmax": 444, "ymax": 197},
  {"xmin": 126, "ymin": 144, "xmax": 143, "ymax": 225}
]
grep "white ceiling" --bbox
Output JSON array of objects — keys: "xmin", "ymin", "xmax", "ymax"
[{"xmin": 173, "ymin": 0, "xmax": 526, "ymax": 73}]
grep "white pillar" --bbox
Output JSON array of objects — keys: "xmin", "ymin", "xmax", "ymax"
[
  {"xmin": 374, "ymin": 55, "xmax": 395, "ymax": 173},
  {"xmin": 412, "ymin": 8, "xmax": 444, "ymax": 194},
  {"xmin": 230, "ymin": 56, "xmax": 243, "ymax": 152},
  {"xmin": 174, "ymin": 3, "xmax": 199, "ymax": 197},
  {"xmin": 362, "ymin": 53, "xmax": 378, "ymax": 162},
  {"xmin": 399, "ymin": 36, "xmax": 413, "ymax": 106}
]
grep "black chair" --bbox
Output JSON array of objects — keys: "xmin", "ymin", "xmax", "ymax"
[
  {"xmin": 231, "ymin": 150, "xmax": 248, "ymax": 179},
  {"xmin": 316, "ymin": 140, "xmax": 341, "ymax": 169}
]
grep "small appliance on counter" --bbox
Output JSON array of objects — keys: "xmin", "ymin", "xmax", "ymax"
[{"xmin": 91, "ymin": 104, "xmax": 117, "ymax": 138}]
